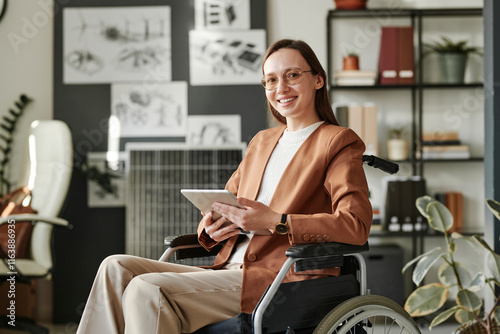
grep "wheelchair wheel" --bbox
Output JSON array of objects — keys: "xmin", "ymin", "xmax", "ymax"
[{"xmin": 313, "ymin": 295, "xmax": 421, "ymax": 334}]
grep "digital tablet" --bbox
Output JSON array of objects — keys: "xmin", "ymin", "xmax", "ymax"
[
  {"xmin": 180, "ymin": 189, "xmax": 244, "ymax": 221},
  {"xmin": 180, "ymin": 189, "xmax": 272, "ymax": 235}
]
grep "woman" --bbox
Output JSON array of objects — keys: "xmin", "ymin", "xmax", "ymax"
[{"xmin": 76, "ymin": 39, "xmax": 372, "ymax": 334}]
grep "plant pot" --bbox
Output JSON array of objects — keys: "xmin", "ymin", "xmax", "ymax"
[
  {"xmin": 439, "ymin": 52, "xmax": 468, "ymax": 84},
  {"xmin": 387, "ymin": 139, "xmax": 408, "ymax": 161},
  {"xmin": 343, "ymin": 56, "xmax": 359, "ymax": 70},
  {"xmin": 334, "ymin": 0, "xmax": 368, "ymax": 10}
]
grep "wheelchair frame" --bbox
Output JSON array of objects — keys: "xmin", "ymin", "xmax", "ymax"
[{"xmin": 160, "ymin": 238, "xmax": 370, "ymax": 334}]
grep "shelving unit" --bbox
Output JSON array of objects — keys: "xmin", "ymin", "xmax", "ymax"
[{"xmin": 326, "ymin": 8, "xmax": 484, "ymax": 246}]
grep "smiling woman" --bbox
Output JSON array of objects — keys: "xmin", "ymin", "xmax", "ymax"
[{"xmin": 0, "ymin": 0, "xmax": 6, "ymax": 22}]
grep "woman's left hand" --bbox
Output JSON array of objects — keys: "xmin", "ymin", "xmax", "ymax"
[{"xmin": 212, "ymin": 197, "xmax": 282, "ymax": 233}]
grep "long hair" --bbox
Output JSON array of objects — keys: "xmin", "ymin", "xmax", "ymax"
[{"xmin": 262, "ymin": 39, "xmax": 338, "ymax": 125}]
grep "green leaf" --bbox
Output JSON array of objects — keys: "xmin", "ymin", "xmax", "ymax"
[
  {"xmin": 467, "ymin": 272, "xmax": 486, "ymax": 292},
  {"xmin": 429, "ymin": 305, "xmax": 461, "ymax": 329},
  {"xmin": 404, "ymin": 283, "xmax": 449, "ymax": 317},
  {"xmin": 455, "ymin": 308, "xmax": 475, "ymax": 324},
  {"xmin": 413, "ymin": 249, "xmax": 445, "ymax": 286},
  {"xmin": 427, "ymin": 201, "xmax": 454, "ymax": 232},
  {"xmin": 487, "ymin": 252, "xmax": 500, "ymax": 282},
  {"xmin": 437, "ymin": 261, "xmax": 472, "ymax": 288},
  {"xmin": 486, "ymin": 199, "xmax": 500, "ymax": 221},
  {"xmin": 416, "ymin": 196, "xmax": 435, "ymax": 219},
  {"xmin": 453, "ymin": 233, "xmax": 484, "ymax": 253},
  {"xmin": 402, "ymin": 246, "xmax": 443, "ymax": 274},
  {"xmin": 456, "ymin": 289, "xmax": 482, "ymax": 312},
  {"xmin": 474, "ymin": 235, "xmax": 494, "ymax": 253}
]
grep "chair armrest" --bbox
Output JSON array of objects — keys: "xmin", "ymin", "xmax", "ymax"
[
  {"xmin": 161, "ymin": 233, "xmax": 226, "ymax": 262},
  {"xmin": 0, "ymin": 214, "xmax": 69, "ymax": 228},
  {"xmin": 164, "ymin": 234, "xmax": 200, "ymax": 247},
  {"xmin": 285, "ymin": 242, "xmax": 369, "ymax": 259}
]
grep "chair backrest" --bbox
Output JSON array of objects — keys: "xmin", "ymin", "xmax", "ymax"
[{"xmin": 27, "ymin": 120, "xmax": 73, "ymax": 271}]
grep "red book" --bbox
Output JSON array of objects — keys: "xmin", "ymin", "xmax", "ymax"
[
  {"xmin": 397, "ymin": 27, "xmax": 415, "ymax": 84},
  {"xmin": 378, "ymin": 27, "xmax": 398, "ymax": 85}
]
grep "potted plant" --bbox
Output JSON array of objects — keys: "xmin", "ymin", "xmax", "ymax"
[
  {"xmin": 334, "ymin": 0, "xmax": 368, "ymax": 10},
  {"xmin": 387, "ymin": 127, "xmax": 409, "ymax": 161},
  {"xmin": 424, "ymin": 36, "xmax": 482, "ymax": 84},
  {"xmin": 402, "ymin": 196, "xmax": 500, "ymax": 334},
  {"xmin": 342, "ymin": 52, "xmax": 360, "ymax": 71}
]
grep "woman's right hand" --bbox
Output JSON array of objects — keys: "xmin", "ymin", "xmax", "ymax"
[{"xmin": 202, "ymin": 212, "xmax": 241, "ymax": 242}]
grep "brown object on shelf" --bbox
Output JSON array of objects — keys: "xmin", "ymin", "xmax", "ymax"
[
  {"xmin": 379, "ymin": 27, "xmax": 398, "ymax": 85},
  {"xmin": 343, "ymin": 56, "xmax": 359, "ymax": 70},
  {"xmin": 397, "ymin": 27, "xmax": 415, "ymax": 84},
  {"xmin": 445, "ymin": 192, "xmax": 463, "ymax": 233},
  {"xmin": 334, "ymin": 0, "xmax": 368, "ymax": 10}
]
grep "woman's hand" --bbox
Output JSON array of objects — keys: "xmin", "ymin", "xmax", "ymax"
[
  {"xmin": 212, "ymin": 197, "xmax": 282, "ymax": 233},
  {"xmin": 202, "ymin": 212, "xmax": 241, "ymax": 242}
]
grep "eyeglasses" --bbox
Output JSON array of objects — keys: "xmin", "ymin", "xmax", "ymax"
[{"xmin": 261, "ymin": 68, "xmax": 314, "ymax": 91}]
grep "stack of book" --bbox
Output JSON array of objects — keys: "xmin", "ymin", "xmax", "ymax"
[
  {"xmin": 421, "ymin": 131, "xmax": 470, "ymax": 160},
  {"xmin": 334, "ymin": 70, "xmax": 377, "ymax": 86}
]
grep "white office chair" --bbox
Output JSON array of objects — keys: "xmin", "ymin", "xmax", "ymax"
[{"xmin": 0, "ymin": 120, "xmax": 73, "ymax": 334}]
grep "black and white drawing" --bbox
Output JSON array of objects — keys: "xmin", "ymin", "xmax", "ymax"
[
  {"xmin": 111, "ymin": 81, "xmax": 187, "ymax": 137},
  {"xmin": 87, "ymin": 152, "xmax": 127, "ymax": 208},
  {"xmin": 63, "ymin": 6, "xmax": 171, "ymax": 84},
  {"xmin": 189, "ymin": 29, "xmax": 266, "ymax": 86},
  {"xmin": 194, "ymin": 0, "xmax": 250, "ymax": 30},
  {"xmin": 188, "ymin": 115, "xmax": 241, "ymax": 145}
]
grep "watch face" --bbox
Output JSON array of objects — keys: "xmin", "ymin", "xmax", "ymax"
[{"xmin": 276, "ymin": 223, "xmax": 288, "ymax": 234}]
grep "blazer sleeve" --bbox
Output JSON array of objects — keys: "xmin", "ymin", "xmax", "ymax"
[{"xmin": 287, "ymin": 128, "xmax": 372, "ymax": 246}]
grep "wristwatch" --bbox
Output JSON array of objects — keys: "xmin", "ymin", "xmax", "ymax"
[{"xmin": 275, "ymin": 214, "xmax": 289, "ymax": 235}]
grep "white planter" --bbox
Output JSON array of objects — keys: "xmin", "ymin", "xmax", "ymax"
[{"xmin": 387, "ymin": 139, "xmax": 408, "ymax": 161}]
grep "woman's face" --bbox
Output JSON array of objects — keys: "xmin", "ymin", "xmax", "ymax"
[{"xmin": 263, "ymin": 48, "xmax": 324, "ymax": 129}]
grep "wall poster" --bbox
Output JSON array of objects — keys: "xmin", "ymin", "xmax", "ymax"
[
  {"xmin": 194, "ymin": 0, "xmax": 250, "ymax": 30},
  {"xmin": 111, "ymin": 81, "xmax": 188, "ymax": 137},
  {"xmin": 189, "ymin": 29, "xmax": 266, "ymax": 86},
  {"xmin": 187, "ymin": 115, "xmax": 241, "ymax": 145},
  {"xmin": 63, "ymin": 6, "xmax": 172, "ymax": 84}
]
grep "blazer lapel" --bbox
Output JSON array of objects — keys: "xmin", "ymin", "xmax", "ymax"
[{"xmin": 245, "ymin": 125, "xmax": 286, "ymax": 200}]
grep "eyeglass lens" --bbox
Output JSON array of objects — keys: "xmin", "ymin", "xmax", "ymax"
[{"xmin": 262, "ymin": 68, "xmax": 305, "ymax": 90}]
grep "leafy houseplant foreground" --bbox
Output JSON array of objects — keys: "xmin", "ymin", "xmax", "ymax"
[{"xmin": 403, "ymin": 196, "xmax": 500, "ymax": 334}]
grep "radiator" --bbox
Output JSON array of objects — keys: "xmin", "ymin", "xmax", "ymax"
[{"xmin": 125, "ymin": 143, "xmax": 245, "ymax": 260}]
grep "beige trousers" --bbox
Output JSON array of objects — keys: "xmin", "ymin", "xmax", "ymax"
[{"xmin": 76, "ymin": 254, "xmax": 242, "ymax": 334}]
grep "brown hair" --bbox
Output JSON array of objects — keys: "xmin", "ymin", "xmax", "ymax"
[{"xmin": 262, "ymin": 39, "xmax": 338, "ymax": 125}]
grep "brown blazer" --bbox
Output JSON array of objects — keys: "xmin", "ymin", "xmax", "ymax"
[{"xmin": 197, "ymin": 123, "xmax": 372, "ymax": 313}]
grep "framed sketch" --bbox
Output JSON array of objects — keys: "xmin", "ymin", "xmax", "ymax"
[
  {"xmin": 111, "ymin": 81, "xmax": 188, "ymax": 137},
  {"xmin": 187, "ymin": 115, "xmax": 241, "ymax": 145},
  {"xmin": 194, "ymin": 0, "xmax": 250, "ymax": 30},
  {"xmin": 63, "ymin": 6, "xmax": 171, "ymax": 84},
  {"xmin": 189, "ymin": 29, "xmax": 266, "ymax": 86}
]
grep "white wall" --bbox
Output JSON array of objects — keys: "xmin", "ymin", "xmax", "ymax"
[{"xmin": 0, "ymin": 0, "xmax": 54, "ymax": 186}]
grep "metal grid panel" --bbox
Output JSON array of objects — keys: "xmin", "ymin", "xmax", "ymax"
[{"xmin": 126, "ymin": 143, "xmax": 245, "ymax": 261}]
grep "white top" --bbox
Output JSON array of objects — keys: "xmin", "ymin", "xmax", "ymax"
[{"xmin": 226, "ymin": 121, "xmax": 324, "ymax": 266}]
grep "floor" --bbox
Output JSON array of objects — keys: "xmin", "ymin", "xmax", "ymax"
[{"xmin": 0, "ymin": 322, "xmax": 459, "ymax": 334}]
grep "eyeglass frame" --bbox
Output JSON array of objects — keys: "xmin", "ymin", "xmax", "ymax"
[{"xmin": 260, "ymin": 67, "xmax": 315, "ymax": 91}]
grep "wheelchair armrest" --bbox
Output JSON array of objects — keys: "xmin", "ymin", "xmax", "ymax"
[
  {"xmin": 164, "ymin": 234, "xmax": 200, "ymax": 248},
  {"xmin": 285, "ymin": 241, "xmax": 369, "ymax": 259},
  {"xmin": 161, "ymin": 233, "xmax": 227, "ymax": 262}
]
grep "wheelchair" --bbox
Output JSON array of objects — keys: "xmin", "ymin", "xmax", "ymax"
[{"xmin": 159, "ymin": 156, "xmax": 421, "ymax": 334}]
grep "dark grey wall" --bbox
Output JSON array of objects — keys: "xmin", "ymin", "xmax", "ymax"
[
  {"xmin": 52, "ymin": 0, "xmax": 267, "ymax": 323},
  {"xmin": 483, "ymin": 0, "xmax": 500, "ymax": 253}
]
